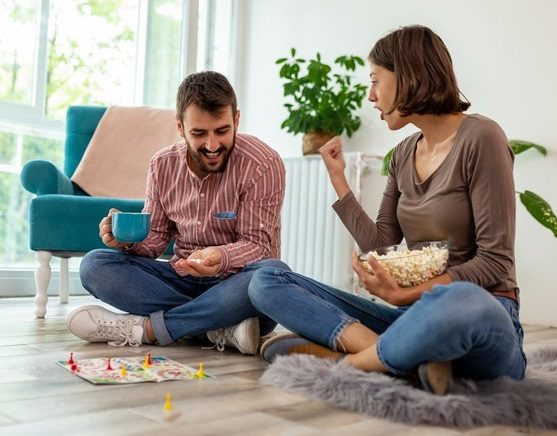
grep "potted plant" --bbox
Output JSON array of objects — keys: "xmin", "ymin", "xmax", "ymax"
[{"xmin": 277, "ymin": 49, "xmax": 368, "ymax": 155}]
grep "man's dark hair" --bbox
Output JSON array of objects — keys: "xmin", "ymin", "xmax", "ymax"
[
  {"xmin": 368, "ymin": 25, "xmax": 470, "ymax": 116},
  {"xmin": 176, "ymin": 71, "xmax": 237, "ymax": 121}
]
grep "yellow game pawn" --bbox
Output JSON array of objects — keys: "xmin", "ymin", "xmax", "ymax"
[
  {"xmin": 163, "ymin": 393, "xmax": 173, "ymax": 412},
  {"xmin": 143, "ymin": 354, "xmax": 150, "ymax": 369},
  {"xmin": 120, "ymin": 365, "xmax": 127, "ymax": 377},
  {"xmin": 162, "ymin": 393, "xmax": 180, "ymax": 422},
  {"xmin": 195, "ymin": 362, "xmax": 205, "ymax": 378}
]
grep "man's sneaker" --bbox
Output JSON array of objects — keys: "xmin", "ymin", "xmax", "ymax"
[
  {"xmin": 206, "ymin": 317, "xmax": 259, "ymax": 355},
  {"xmin": 259, "ymin": 332, "xmax": 342, "ymax": 363},
  {"xmin": 66, "ymin": 305, "xmax": 147, "ymax": 347},
  {"xmin": 417, "ymin": 361, "xmax": 453, "ymax": 395}
]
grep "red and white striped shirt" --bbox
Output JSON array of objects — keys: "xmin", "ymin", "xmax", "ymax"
[{"xmin": 131, "ymin": 133, "xmax": 285, "ymax": 276}]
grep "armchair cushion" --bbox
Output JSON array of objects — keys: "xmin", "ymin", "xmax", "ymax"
[{"xmin": 29, "ymin": 195, "xmax": 143, "ymax": 253}]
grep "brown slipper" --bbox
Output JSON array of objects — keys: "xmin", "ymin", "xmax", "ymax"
[{"xmin": 418, "ymin": 361, "xmax": 453, "ymax": 395}]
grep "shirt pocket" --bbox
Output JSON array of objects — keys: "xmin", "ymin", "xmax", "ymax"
[
  {"xmin": 211, "ymin": 211, "xmax": 238, "ymax": 236},
  {"xmin": 213, "ymin": 211, "xmax": 237, "ymax": 219}
]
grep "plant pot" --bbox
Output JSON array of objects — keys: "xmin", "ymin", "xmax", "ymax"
[{"xmin": 302, "ymin": 132, "xmax": 335, "ymax": 155}]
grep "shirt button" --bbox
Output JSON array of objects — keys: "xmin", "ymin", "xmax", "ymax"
[
  {"xmin": 197, "ymin": 221, "xmax": 202, "ymax": 225},
  {"xmin": 260, "ymin": 224, "xmax": 264, "ymax": 228},
  {"xmin": 200, "ymin": 193, "xmax": 205, "ymax": 197}
]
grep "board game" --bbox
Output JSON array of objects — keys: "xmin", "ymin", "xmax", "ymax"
[{"xmin": 57, "ymin": 354, "xmax": 211, "ymax": 385}]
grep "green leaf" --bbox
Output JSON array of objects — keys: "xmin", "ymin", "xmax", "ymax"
[
  {"xmin": 509, "ymin": 140, "xmax": 547, "ymax": 156},
  {"xmin": 275, "ymin": 57, "xmax": 288, "ymax": 64},
  {"xmin": 518, "ymin": 190, "xmax": 557, "ymax": 237},
  {"xmin": 381, "ymin": 147, "xmax": 395, "ymax": 176},
  {"xmin": 290, "ymin": 48, "xmax": 296, "ymax": 57},
  {"xmin": 278, "ymin": 49, "xmax": 366, "ymax": 138}
]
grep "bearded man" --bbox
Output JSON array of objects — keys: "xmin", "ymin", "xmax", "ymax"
[{"xmin": 67, "ymin": 71, "xmax": 287, "ymax": 355}]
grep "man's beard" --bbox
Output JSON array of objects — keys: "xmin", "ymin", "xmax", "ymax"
[{"xmin": 186, "ymin": 133, "xmax": 236, "ymax": 175}]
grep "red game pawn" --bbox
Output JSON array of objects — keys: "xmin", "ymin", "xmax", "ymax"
[
  {"xmin": 71, "ymin": 363, "xmax": 78, "ymax": 372},
  {"xmin": 147, "ymin": 353, "xmax": 152, "ymax": 365},
  {"xmin": 106, "ymin": 358, "xmax": 113, "ymax": 370},
  {"xmin": 68, "ymin": 352, "xmax": 75, "ymax": 365}
]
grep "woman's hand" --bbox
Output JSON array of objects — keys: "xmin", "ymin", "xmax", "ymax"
[
  {"xmin": 319, "ymin": 136, "xmax": 351, "ymax": 199},
  {"xmin": 352, "ymin": 253, "xmax": 406, "ymax": 306},
  {"xmin": 319, "ymin": 136, "xmax": 345, "ymax": 176}
]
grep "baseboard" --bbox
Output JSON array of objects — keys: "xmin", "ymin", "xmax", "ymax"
[{"xmin": 0, "ymin": 269, "xmax": 87, "ymax": 297}]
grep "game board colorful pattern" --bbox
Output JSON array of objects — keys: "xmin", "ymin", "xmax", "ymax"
[{"xmin": 57, "ymin": 355, "xmax": 211, "ymax": 384}]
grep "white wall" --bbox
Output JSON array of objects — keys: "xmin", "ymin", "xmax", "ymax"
[{"xmin": 238, "ymin": 0, "xmax": 557, "ymax": 326}]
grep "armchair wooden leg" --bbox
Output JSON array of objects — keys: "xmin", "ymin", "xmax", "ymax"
[
  {"xmin": 60, "ymin": 258, "xmax": 69, "ymax": 304},
  {"xmin": 35, "ymin": 251, "xmax": 52, "ymax": 318}
]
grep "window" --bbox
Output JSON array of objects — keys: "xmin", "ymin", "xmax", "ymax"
[
  {"xmin": 0, "ymin": 0, "xmax": 236, "ymax": 294},
  {"xmin": 0, "ymin": 1, "xmax": 40, "ymax": 108}
]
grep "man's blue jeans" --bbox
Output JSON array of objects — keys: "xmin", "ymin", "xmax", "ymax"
[
  {"xmin": 80, "ymin": 249, "xmax": 289, "ymax": 346},
  {"xmin": 248, "ymin": 267, "xmax": 526, "ymax": 380}
]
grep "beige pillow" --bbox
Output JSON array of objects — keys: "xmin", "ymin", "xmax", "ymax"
[{"xmin": 71, "ymin": 106, "xmax": 182, "ymax": 199}]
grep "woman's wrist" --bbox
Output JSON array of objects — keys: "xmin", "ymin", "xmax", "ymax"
[{"xmin": 329, "ymin": 174, "xmax": 351, "ymax": 199}]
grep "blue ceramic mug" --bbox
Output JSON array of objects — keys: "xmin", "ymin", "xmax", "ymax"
[{"xmin": 112, "ymin": 212, "xmax": 150, "ymax": 243}]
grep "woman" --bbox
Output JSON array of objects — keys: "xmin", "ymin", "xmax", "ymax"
[{"xmin": 247, "ymin": 25, "xmax": 526, "ymax": 395}]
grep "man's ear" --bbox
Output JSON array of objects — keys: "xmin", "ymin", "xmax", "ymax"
[
  {"xmin": 176, "ymin": 118, "xmax": 185, "ymax": 137},
  {"xmin": 234, "ymin": 109, "xmax": 240, "ymax": 130}
]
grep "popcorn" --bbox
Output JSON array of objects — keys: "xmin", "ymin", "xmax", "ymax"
[{"xmin": 359, "ymin": 242, "xmax": 449, "ymax": 288}]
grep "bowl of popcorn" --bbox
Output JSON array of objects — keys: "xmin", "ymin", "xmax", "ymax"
[{"xmin": 358, "ymin": 241, "xmax": 449, "ymax": 288}]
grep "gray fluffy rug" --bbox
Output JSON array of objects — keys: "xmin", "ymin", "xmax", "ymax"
[{"xmin": 261, "ymin": 347, "xmax": 557, "ymax": 429}]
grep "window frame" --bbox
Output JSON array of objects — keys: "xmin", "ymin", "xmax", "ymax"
[{"xmin": 0, "ymin": 0, "xmax": 57, "ymax": 130}]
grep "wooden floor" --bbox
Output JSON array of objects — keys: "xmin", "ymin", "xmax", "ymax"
[{"xmin": 0, "ymin": 296, "xmax": 556, "ymax": 436}]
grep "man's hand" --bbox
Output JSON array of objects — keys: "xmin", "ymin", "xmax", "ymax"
[
  {"xmin": 173, "ymin": 247, "xmax": 223, "ymax": 277},
  {"xmin": 99, "ymin": 208, "xmax": 132, "ymax": 249}
]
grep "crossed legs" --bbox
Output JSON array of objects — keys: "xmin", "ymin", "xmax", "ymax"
[{"xmin": 248, "ymin": 267, "xmax": 526, "ymax": 382}]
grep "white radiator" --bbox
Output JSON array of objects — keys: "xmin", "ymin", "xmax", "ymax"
[{"xmin": 280, "ymin": 153, "xmax": 370, "ymax": 290}]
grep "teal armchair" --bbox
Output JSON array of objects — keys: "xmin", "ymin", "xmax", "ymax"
[{"xmin": 21, "ymin": 106, "xmax": 168, "ymax": 317}]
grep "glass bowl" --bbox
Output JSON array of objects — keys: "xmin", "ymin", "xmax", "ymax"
[{"xmin": 358, "ymin": 241, "xmax": 449, "ymax": 288}]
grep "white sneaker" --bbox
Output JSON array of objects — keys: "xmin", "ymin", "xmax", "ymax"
[
  {"xmin": 66, "ymin": 305, "xmax": 147, "ymax": 347},
  {"xmin": 206, "ymin": 317, "xmax": 260, "ymax": 355}
]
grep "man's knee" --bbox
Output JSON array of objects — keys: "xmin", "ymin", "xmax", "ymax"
[
  {"xmin": 248, "ymin": 266, "xmax": 282, "ymax": 310},
  {"xmin": 80, "ymin": 249, "xmax": 120, "ymax": 288},
  {"xmin": 252, "ymin": 258, "xmax": 291, "ymax": 271}
]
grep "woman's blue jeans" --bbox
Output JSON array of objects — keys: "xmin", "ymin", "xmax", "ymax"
[
  {"xmin": 248, "ymin": 267, "xmax": 526, "ymax": 380},
  {"xmin": 80, "ymin": 249, "xmax": 289, "ymax": 345}
]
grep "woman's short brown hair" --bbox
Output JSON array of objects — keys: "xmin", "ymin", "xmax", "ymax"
[
  {"xmin": 368, "ymin": 25, "xmax": 470, "ymax": 116},
  {"xmin": 176, "ymin": 71, "xmax": 237, "ymax": 122}
]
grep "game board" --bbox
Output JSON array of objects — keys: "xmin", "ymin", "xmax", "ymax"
[{"xmin": 57, "ymin": 355, "xmax": 212, "ymax": 385}]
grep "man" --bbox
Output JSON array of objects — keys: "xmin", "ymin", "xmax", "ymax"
[{"xmin": 67, "ymin": 71, "xmax": 287, "ymax": 354}]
